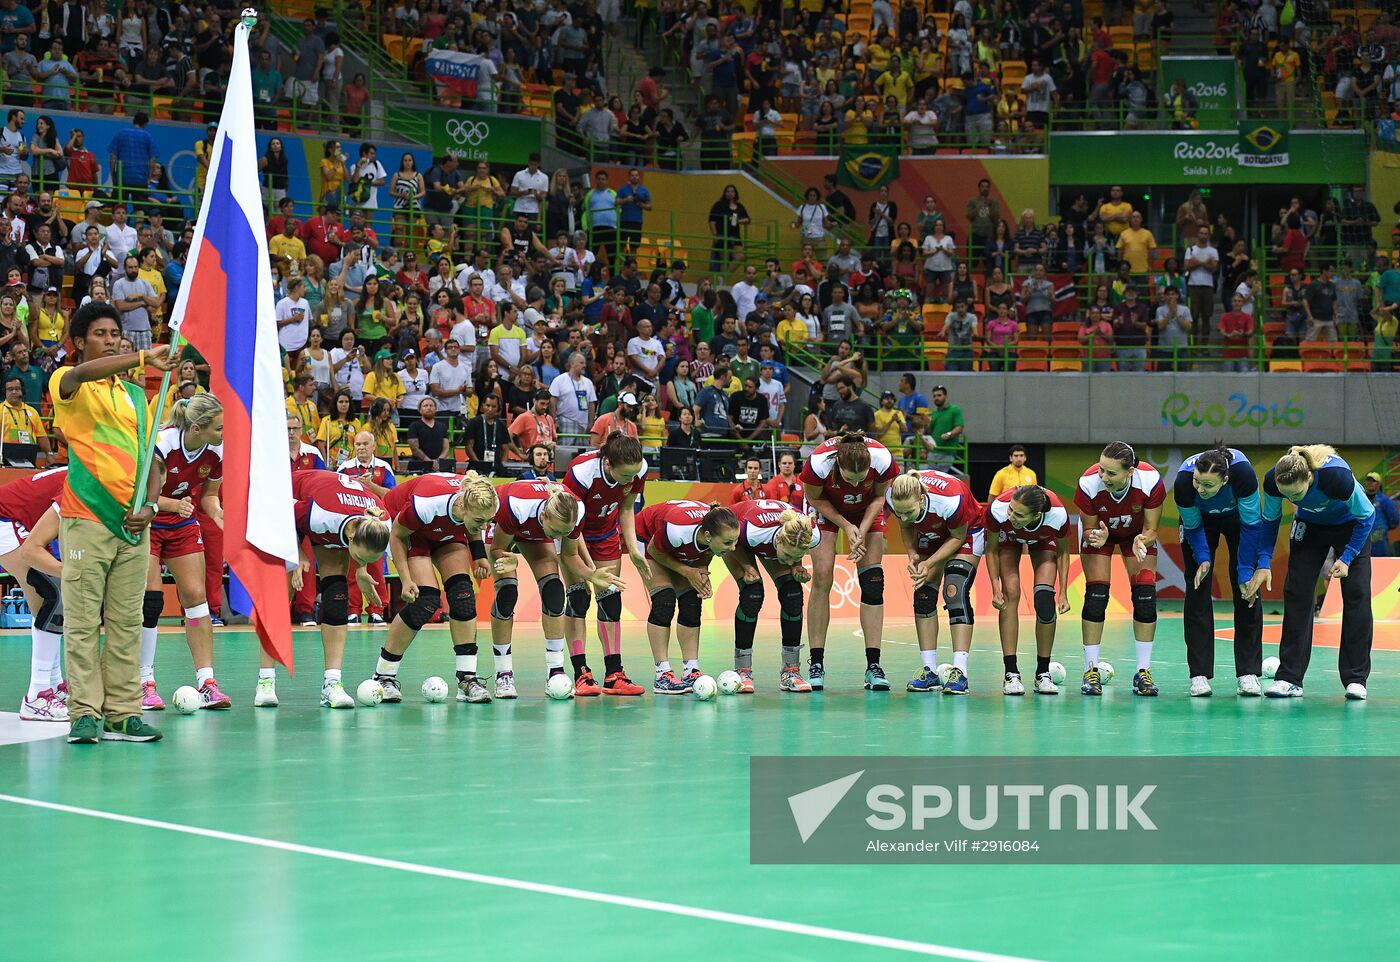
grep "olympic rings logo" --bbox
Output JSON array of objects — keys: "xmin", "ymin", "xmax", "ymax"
[
  {"xmin": 826, "ymin": 560, "xmax": 861, "ymax": 609},
  {"xmin": 445, "ymin": 119, "xmax": 490, "ymax": 147}
]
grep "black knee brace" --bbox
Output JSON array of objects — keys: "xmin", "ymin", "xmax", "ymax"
[
  {"xmin": 444, "ymin": 574, "xmax": 476, "ymax": 622},
  {"xmin": 26, "ymin": 568, "xmax": 63, "ymax": 632},
  {"xmin": 401, "ymin": 585, "xmax": 441, "ymax": 631},
  {"xmin": 565, "ymin": 582, "xmax": 592, "ymax": 619},
  {"xmin": 143, "ymin": 590, "xmax": 164, "ymax": 629},
  {"xmin": 1131, "ymin": 583, "xmax": 1158, "ymax": 624},
  {"xmin": 738, "ymin": 579, "xmax": 765, "ymax": 620},
  {"xmin": 943, "ymin": 559, "xmax": 974, "ymax": 626},
  {"xmin": 1033, "ymin": 583, "xmax": 1057, "ymax": 624},
  {"xmin": 596, "ymin": 587, "xmax": 623, "ymax": 622},
  {"xmin": 776, "ymin": 576, "xmax": 804, "ymax": 621},
  {"xmin": 318, "ymin": 575, "xmax": 349, "ymax": 626},
  {"xmin": 491, "ymin": 578, "xmax": 519, "ymax": 620},
  {"xmin": 857, "ymin": 565, "xmax": 885, "ymax": 606},
  {"xmin": 677, "ymin": 588, "xmax": 702, "ymax": 628},
  {"xmin": 913, "ymin": 582, "xmax": 940, "ymax": 618},
  {"xmin": 648, "ymin": 586, "xmax": 677, "ymax": 627},
  {"xmin": 1082, "ymin": 582, "xmax": 1110, "ymax": 624},
  {"xmin": 539, "ymin": 573, "xmax": 566, "ymax": 618}
]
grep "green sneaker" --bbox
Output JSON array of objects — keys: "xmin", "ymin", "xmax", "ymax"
[
  {"xmin": 67, "ymin": 714, "xmax": 101, "ymax": 744},
  {"xmin": 101, "ymin": 716, "xmax": 163, "ymax": 742}
]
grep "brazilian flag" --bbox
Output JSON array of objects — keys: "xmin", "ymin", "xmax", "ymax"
[
  {"xmin": 1238, "ymin": 122, "xmax": 1290, "ymax": 168},
  {"xmin": 835, "ymin": 143, "xmax": 901, "ymax": 190}
]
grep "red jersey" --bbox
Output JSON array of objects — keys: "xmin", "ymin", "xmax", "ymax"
[
  {"xmin": 884, "ymin": 470, "xmax": 981, "ymax": 555},
  {"xmin": 799, "ymin": 437, "xmax": 898, "ymax": 520},
  {"xmin": 1073, "ymin": 462, "xmax": 1165, "ymax": 542},
  {"xmin": 986, "ymin": 489, "xmax": 1071, "ymax": 549},
  {"xmin": 494, "ymin": 478, "xmax": 584, "ymax": 544},
  {"xmin": 153, "ymin": 427, "xmax": 224, "ymax": 529},
  {"xmin": 562, "ymin": 450, "xmax": 648, "ymax": 541},
  {"xmin": 729, "ymin": 481, "xmax": 765, "ymax": 505},
  {"xmin": 732, "ymin": 498, "xmax": 821, "ymax": 560},
  {"xmin": 292, "ymin": 442, "xmax": 325, "ymax": 473},
  {"xmin": 292, "ymin": 470, "xmax": 385, "ymax": 548},
  {"xmin": 0, "ymin": 466, "xmax": 66, "ymax": 530},
  {"xmin": 761, "ymin": 473, "xmax": 804, "ymax": 508},
  {"xmin": 385, "ymin": 473, "xmax": 475, "ymax": 546},
  {"xmin": 635, "ymin": 500, "xmax": 717, "ymax": 566}
]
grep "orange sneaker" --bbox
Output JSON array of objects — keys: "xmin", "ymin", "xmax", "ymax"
[
  {"xmin": 779, "ymin": 666, "xmax": 813, "ymax": 692},
  {"xmin": 574, "ymin": 670, "xmax": 602, "ymax": 697},
  {"xmin": 603, "ymin": 671, "xmax": 645, "ymax": 696},
  {"xmin": 737, "ymin": 667, "xmax": 755, "ymax": 694}
]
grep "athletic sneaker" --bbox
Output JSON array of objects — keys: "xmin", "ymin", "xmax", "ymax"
[
  {"xmin": 653, "ymin": 670, "xmax": 691, "ymax": 694},
  {"xmin": 1190, "ymin": 675, "xmax": 1213, "ymax": 697},
  {"xmin": 346, "ymin": 614, "xmax": 361, "ymax": 625},
  {"xmin": 808, "ymin": 662, "xmax": 825, "ymax": 691},
  {"xmin": 67, "ymin": 714, "xmax": 100, "ymax": 744},
  {"xmin": 1003, "ymin": 672, "xmax": 1025, "ymax": 696},
  {"xmin": 1345, "ymin": 683, "xmax": 1367, "ymax": 701},
  {"xmin": 494, "ymin": 671, "xmax": 518, "ymax": 699},
  {"xmin": 368, "ymin": 613, "xmax": 385, "ymax": 626},
  {"xmin": 863, "ymin": 664, "xmax": 890, "ymax": 691},
  {"xmin": 297, "ymin": 614, "xmax": 317, "ymax": 627},
  {"xmin": 683, "ymin": 668, "xmax": 704, "ymax": 692},
  {"xmin": 1265, "ymin": 679, "xmax": 1303, "ymax": 698},
  {"xmin": 55, "ymin": 681, "xmax": 69, "ymax": 703},
  {"xmin": 198, "ymin": 679, "xmax": 232, "ymax": 709},
  {"xmin": 736, "ymin": 667, "xmax": 755, "ymax": 694},
  {"xmin": 209, "ymin": 613, "xmax": 224, "ymax": 627},
  {"xmin": 457, "ymin": 674, "xmax": 492, "ymax": 703},
  {"xmin": 1080, "ymin": 666, "xmax": 1102, "ymax": 696},
  {"xmin": 101, "ymin": 716, "xmax": 163, "ymax": 742},
  {"xmin": 1132, "ymin": 669, "xmax": 1159, "ymax": 697},
  {"xmin": 574, "ymin": 670, "xmax": 601, "ymax": 697},
  {"xmin": 779, "ymin": 666, "xmax": 813, "ymax": 692},
  {"xmin": 602, "ymin": 671, "xmax": 645, "ymax": 696},
  {"xmin": 941, "ymin": 667, "xmax": 969, "ymax": 695},
  {"xmin": 140, "ymin": 680, "xmax": 165, "ymax": 711},
  {"xmin": 1033, "ymin": 672, "xmax": 1059, "ymax": 695},
  {"xmin": 20, "ymin": 688, "xmax": 68, "ymax": 722},
  {"xmin": 253, "ymin": 678, "xmax": 279, "ymax": 707},
  {"xmin": 373, "ymin": 674, "xmax": 403, "ymax": 703},
  {"xmin": 320, "ymin": 680, "xmax": 355, "ymax": 709},
  {"xmin": 907, "ymin": 666, "xmax": 943, "ymax": 692},
  {"xmin": 1237, "ymin": 674, "xmax": 1262, "ymax": 697}
]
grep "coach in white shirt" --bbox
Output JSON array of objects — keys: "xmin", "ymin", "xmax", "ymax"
[
  {"xmin": 510, "ymin": 154, "xmax": 550, "ymax": 218},
  {"xmin": 428, "ymin": 337, "xmax": 472, "ymax": 421},
  {"xmin": 1183, "ymin": 226, "xmax": 1219, "ymax": 339},
  {"xmin": 275, "ymin": 277, "xmax": 312, "ymax": 353},
  {"xmin": 105, "ymin": 202, "xmax": 139, "ymax": 259},
  {"xmin": 550, "ymin": 351, "xmax": 597, "ymax": 438},
  {"xmin": 730, "ymin": 264, "xmax": 760, "ymax": 323}
]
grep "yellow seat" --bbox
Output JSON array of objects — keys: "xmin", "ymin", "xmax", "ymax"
[{"xmin": 1269, "ymin": 359, "xmax": 1303, "ymax": 373}]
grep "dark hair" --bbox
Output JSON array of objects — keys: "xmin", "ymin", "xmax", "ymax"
[
  {"xmin": 835, "ymin": 432, "xmax": 871, "ymax": 473},
  {"xmin": 600, "ymin": 431, "xmax": 643, "ymax": 466},
  {"xmin": 1101, "ymin": 440, "xmax": 1137, "ymax": 470},
  {"xmin": 1194, "ymin": 440, "xmax": 1233, "ymax": 477},
  {"xmin": 1011, "ymin": 484, "xmax": 1051, "ymax": 513},
  {"xmin": 1009, "ymin": 443, "xmax": 1027, "ymax": 455},
  {"xmin": 70, "ymin": 301, "xmax": 122, "ymax": 345},
  {"xmin": 700, "ymin": 505, "xmax": 739, "ymax": 535},
  {"xmin": 4, "ymin": 374, "xmax": 22, "ymax": 390}
]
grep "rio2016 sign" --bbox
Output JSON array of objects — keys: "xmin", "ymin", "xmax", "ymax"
[{"xmin": 1160, "ymin": 391, "xmax": 1304, "ymax": 428}]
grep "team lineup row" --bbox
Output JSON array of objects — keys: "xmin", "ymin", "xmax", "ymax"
[{"xmin": 6, "ymin": 396, "xmax": 1377, "ymax": 721}]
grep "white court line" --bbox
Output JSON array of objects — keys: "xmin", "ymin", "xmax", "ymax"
[{"xmin": 0, "ymin": 793, "xmax": 1044, "ymax": 962}]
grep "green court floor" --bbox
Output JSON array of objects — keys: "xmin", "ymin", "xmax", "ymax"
[{"xmin": 2, "ymin": 612, "xmax": 1397, "ymax": 962}]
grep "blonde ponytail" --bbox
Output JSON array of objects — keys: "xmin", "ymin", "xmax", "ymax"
[
  {"xmin": 1275, "ymin": 444, "xmax": 1337, "ymax": 486},
  {"xmin": 890, "ymin": 470, "xmax": 925, "ymax": 504},
  {"xmin": 775, "ymin": 508, "xmax": 815, "ymax": 553},
  {"xmin": 170, "ymin": 392, "xmax": 223, "ymax": 432},
  {"xmin": 348, "ymin": 512, "xmax": 391, "ymax": 555},
  {"xmin": 541, "ymin": 487, "xmax": 580, "ymax": 527},
  {"xmin": 1288, "ymin": 444, "xmax": 1336, "ymax": 470}
]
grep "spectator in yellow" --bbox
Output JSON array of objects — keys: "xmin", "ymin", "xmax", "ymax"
[
  {"xmin": 843, "ymin": 97, "xmax": 876, "ymax": 145},
  {"xmin": 268, "ymin": 217, "xmax": 307, "ymax": 263},
  {"xmin": 137, "ymin": 246, "xmax": 167, "ymax": 327},
  {"xmin": 988, "ymin": 443, "xmax": 1037, "ymax": 497},
  {"xmin": 875, "ymin": 55, "xmax": 915, "ymax": 110},
  {"xmin": 320, "ymin": 139, "xmax": 347, "ymax": 208},
  {"xmin": 1117, "ymin": 211, "xmax": 1157, "ymax": 274},
  {"xmin": 1271, "ymin": 43, "xmax": 1300, "ymax": 112},
  {"xmin": 285, "ymin": 373, "xmax": 321, "ymax": 441},
  {"xmin": 193, "ymin": 122, "xmax": 217, "ymax": 197},
  {"xmin": 363, "ymin": 349, "xmax": 406, "ymax": 409},
  {"xmin": 1, "ymin": 374, "xmax": 50, "ymax": 463},
  {"xmin": 873, "ymin": 390, "xmax": 906, "ymax": 451},
  {"xmin": 1092, "ymin": 185, "xmax": 1133, "ymax": 238},
  {"xmin": 463, "ymin": 159, "xmax": 505, "ymax": 246},
  {"xmin": 775, "ymin": 302, "xmax": 809, "ymax": 350}
]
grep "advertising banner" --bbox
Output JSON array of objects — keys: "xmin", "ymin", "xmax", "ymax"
[{"xmin": 1157, "ymin": 56, "xmax": 1240, "ymax": 129}]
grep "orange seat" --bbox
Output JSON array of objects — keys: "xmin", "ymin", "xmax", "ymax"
[
  {"xmin": 1049, "ymin": 344, "xmax": 1083, "ymax": 372},
  {"xmin": 1051, "ymin": 320, "xmax": 1080, "ymax": 340},
  {"xmin": 1342, "ymin": 344, "xmax": 1371, "ymax": 371},
  {"xmin": 1015, "ymin": 340, "xmax": 1051, "ymax": 372},
  {"xmin": 922, "ymin": 303, "xmax": 950, "ymax": 335}
]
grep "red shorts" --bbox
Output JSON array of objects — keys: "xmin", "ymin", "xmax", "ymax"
[
  {"xmin": 0, "ymin": 518, "xmax": 29, "ymax": 555},
  {"xmin": 407, "ymin": 532, "xmax": 469, "ymax": 559},
  {"xmin": 995, "ymin": 532, "xmax": 1060, "ymax": 557},
  {"xmin": 813, "ymin": 507, "xmax": 887, "ymax": 536},
  {"xmin": 583, "ymin": 530, "xmax": 622, "ymax": 563},
  {"xmin": 151, "ymin": 523, "xmax": 205, "ymax": 560},
  {"xmin": 913, "ymin": 526, "xmax": 985, "ymax": 560},
  {"xmin": 1080, "ymin": 536, "xmax": 1157, "ymax": 559}
]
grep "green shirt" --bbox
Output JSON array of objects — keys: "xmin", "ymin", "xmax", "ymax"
[
  {"xmin": 927, "ymin": 402, "xmax": 964, "ymax": 451},
  {"xmin": 251, "ymin": 67, "xmax": 282, "ymax": 105},
  {"xmin": 5, "ymin": 364, "xmax": 44, "ymax": 405},
  {"xmin": 730, "ymin": 355, "xmax": 759, "ymax": 386},
  {"xmin": 690, "ymin": 305, "xmax": 715, "ymax": 343}
]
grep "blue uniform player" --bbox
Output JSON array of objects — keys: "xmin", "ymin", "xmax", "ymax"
[
  {"xmin": 1173, "ymin": 444, "xmax": 1265, "ymax": 697},
  {"xmin": 1256, "ymin": 444, "xmax": 1374, "ymax": 700}
]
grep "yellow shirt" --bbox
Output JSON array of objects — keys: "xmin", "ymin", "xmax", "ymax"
[
  {"xmin": 0, "ymin": 401, "xmax": 46, "ymax": 443},
  {"xmin": 320, "ymin": 157, "xmax": 346, "ymax": 197},
  {"xmin": 988, "ymin": 463, "xmax": 1037, "ymax": 498},
  {"xmin": 873, "ymin": 407, "xmax": 905, "ymax": 450},
  {"xmin": 194, "ymin": 138, "xmax": 214, "ymax": 191},
  {"xmin": 317, "ymin": 415, "xmax": 363, "ymax": 468},
  {"xmin": 876, "ymin": 70, "xmax": 914, "ymax": 107},
  {"xmin": 49, "ymin": 369, "xmax": 152, "ymax": 531},
  {"xmin": 1271, "ymin": 50, "xmax": 1299, "ymax": 82},
  {"xmin": 775, "ymin": 317, "xmax": 809, "ymax": 348},
  {"xmin": 1117, "ymin": 227, "xmax": 1157, "ymax": 273},
  {"xmin": 286, "ymin": 395, "xmax": 321, "ymax": 440},
  {"xmin": 843, "ymin": 108, "xmax": 871, "ymax": 145},
  {"xmin": 639, "ymin": 413, "xmax": 667, "ymax": 448},
  {"xmin": 363, "ymin": 370, "xmax": 406, "ymax": 404},
  {"xmin": 269, "ymin": 233, "xmax": 308, "ymax": 263},
  {"xmin": 703, "ymin": 374, "xmax": 742, "ymax": 395},
  {"xmin": 464, "ymin": 175, "xmax": 501, "ymax": 211},
  {"xmin": 32, "ymin": 306, "xmax": 64, "ymax": 344},
  {"xmin": 138, "ymin": 266, "xmax": 167, "ymax": 307},
  {"xmin": 1098, "ymin": 200, "xmax": 1133, "ymax": 237}
]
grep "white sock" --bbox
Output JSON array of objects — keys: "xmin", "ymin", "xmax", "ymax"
[
  {"xmin": 29, "ymin": 628, "xmax": 62, "ymax": 697},
  {"xmin": 493, "ymin": 645, "xmax": 513, "ymax": 673},
  {"xmin": 259, "ymin": 668, "xmax": 277, "ymax": 680},
  {"xmin": 375, "ymin": 656, "xmax": 400, "ymax": 676},
  {"xmin": 920, "ymin": 648, "xmax": 938, "ymax": 670},
  {"xmin": 195, "ymin": 667, "xmax": 213, "ymax": 685},
  {"xmin": 682, "ymin": 659, "xmax": 699, "ymax": 674},
  {"xmin": 323, "ymin": 669, "xmax": 341, "ymax": 684},
  {"xmin": 1083, "ymin": 644, "xmax": 1100, "ymax": 670},
  {"xmin": 456, "ymin": 653, "xmax": 478, "ymax": 675},
  {"xmin": 49, "ymin": 645, "xmax": 63, "ymax": 685},
  {"xmin": 544, "ymin": 637, "xmax": 565, "ymax": 670},
  {"xmin": 1136, "ymin": 641, "xmax": 1153, "ymax": 670},
  {"xmin": 655, "ymin": 660, "xmax": 671, "ymax": 676},
  {"xmin": 952, "ymin": 650, "xmax": 969, "ymax": 672},
  {"xmin": 140, "ymin": 626, "xmax": 158, "ymax": 682}
]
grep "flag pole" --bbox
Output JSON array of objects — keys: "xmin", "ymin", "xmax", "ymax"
[{"xmin": 130, "ymin": 332, "xmax": 185, "ymax": 517}]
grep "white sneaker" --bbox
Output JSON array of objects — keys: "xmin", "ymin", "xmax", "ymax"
[
  {"xmin": 1190, "ymin": 675, "xmax": 1213, "ymax": 697},
  {"xmin": 1264, "ymin": 679, "xmax": 1303, "ymax": 698},
  {"xmin": 1237, "ymin": 674, "xmax": 1262, "ymax": 697},
  {"xmin": 320, "ymin": 680, "xmax": 355, "ymax": 709},
  {"xmin": 494, "ymin": 671, "xmax": 518, "ymax": 699},
  {"xmin": 1033, "ymin": 673, "xmax": 1058, "ymax": 695},
  {"xmin": 19, "ymin": 688, "xmax": 69, "ymax": 721},
  {"xmin": 1345, "ymin": 683, "xmax": 1367, "ymax": 700},
  {"xmin": 253, "ymin": 678, "xmax": 279, "ymax": 707},
  {"xmin": 1002, "ymin": 672, "xmax": 1025, "ymax": 696}
]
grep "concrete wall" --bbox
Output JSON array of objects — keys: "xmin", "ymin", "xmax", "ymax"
[{"xmin": 863, "ymin": 372, "xmax": 1400, "ymax": 446}]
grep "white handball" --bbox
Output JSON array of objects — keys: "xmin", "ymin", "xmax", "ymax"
[
  {"xmin": 936, "ymin": 664, "xmax": 955, "ymax": 685},
  {"xmin": 1097, "ymin": 661, "xmax": 1115, "ymax": 685},
  {"xmin": 356, "ymin": 679, "xmax": 384, "ymax": 706},
  {"xmin": 1262, "ymin": 656, "xmax": 1280, "ymax": 679},
  {"xmin": 546, "ymin": 672, "xmax": 575, "ymax": 700},
  {"xmin": 1048, "ymin": 662, "xmax": 1066, "ymax": 685},
  {"xmin": 692, "ymin": 674, "xmax": 718, "ymax": 700},
  {"xmin": 171, "ymin": 686, "xmax": 200, "ymax": 714},
  {"xmin": 421, "ymin": 676, "xmax": 450, "ymax": 703},
  {"xmin": 717, "ymin": 670, "xmax": 743, "ymax": 695}
]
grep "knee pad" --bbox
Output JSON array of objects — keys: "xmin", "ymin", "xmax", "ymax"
[
  {"xmin": 491, "ymin": 578, "xmax": 519, "ymax": 621},
  {"xmin": 857, "ymin": 565, "xmax": 885, "ymax": 607},
  {"xmin": 776, "ymin": 576, "xmax": 804, "ymax": 621},
  {"xmin": 143, "ymin": 590, "xmax": 164, "ymax": 629},
  {"xmin": 913, "ymin": 582, "xmax": 940, "ymax": 619},
  {"xmin": 318, "ymin": 575, "xmax": 348, "ymax": 626},
  {"xmin": 677, "ymin": 588, "xmax": 702, "ymax": 628},
  {"xmin": 596, "ymin": 586, "xmax": 623, "ymax": 623},
  {"xmin": 1033, "ymin": 583, "xmax": 1057, "ymax": 624},
  {"xmin": 565, "ymin": 582, "xmax": 592, "ymax": 619},
  {"xmin": 444, "ymin": 573, "xmax": 476, "ymax": 622},
  {"xmin": 1082, "ymin": 582, "xmax": 1110, "ymax": 624},
  {"xmin": 1131, "ymin": 582, "xmax": 1157, "ymax": 624},
  {"xmin": 738, "ymin": 579, "xmax": 765, "ymax": 620},
  {"xmin": 942, "ymin": 559, "xmax": 974, "ymax": 626},
  {"xmin": 183, "ymin": 602, "xmax": 210, "ymax": 622},
  {"xmin": 401, "ymin": 585, "xmax": 441, "ymax": 632},
  {"xmin": 539, "ymin": 573, "xmax": 566, "ymax": 618},
  {"xmin": 648, "ymin": 586, "xmax": 677, "ymax": 627},
  {"xmin": 25, "ymin": 568, "xmax": 63, "ymax": 632}
]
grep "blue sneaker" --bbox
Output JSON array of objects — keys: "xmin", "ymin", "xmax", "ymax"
[
  {"xmin": 653, "ymin": 670, "xmax": 692, "ymax": 695},
  {"xmin": 863, "ymin": 664, "xmax": 890, "ymax": 691},
  {"xmin": 941, "ymin": 667, "xmax": 969, "ymax": 694},
  {"xmin": 808, "ymin": 662, "xmax": 825, "ymax": 691},
  {"xmin": 907, "ymin": 666, "xmax": 943, "ymax": 692},
  {"xmin": 1132, "ymin": 668, "xmax": 1159, "ymax": 697},
  {"xmin": 1081, "ymin": 666, "xmax": 1103, "ymax": 696}
]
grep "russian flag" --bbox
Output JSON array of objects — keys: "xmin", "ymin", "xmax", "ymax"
[{"xmin": 169, "ymin": 14, "xmax": 298, "ymax": 668}]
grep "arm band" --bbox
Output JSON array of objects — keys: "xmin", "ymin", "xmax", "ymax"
[{"xmin": 469, "ymin": 538, "xmax": 487, "ymax": 561}]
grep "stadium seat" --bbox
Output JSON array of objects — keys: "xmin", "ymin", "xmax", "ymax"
[
  {"xmin": 923, "ymin": 340, "xmax": 948, "ymax": 371},
  {"xmin": 1050, "ymin": 344, "xmax": 1083, "ymax": 372},
  {"xmin": 922, "ymin": 303, "xmax": 950, "ymax": 335},
  {"xmin": 1342, "ymin": 344, "xmax": 1371, "ymax": 371},
  {"xmin": 1015, "ymin": 340, "xmax": 1051, "ymax": 371},
  {"xmin": 1051, "ymin": 320, "xmax": 1080, "ymax": 340},
  {"xmin": 1262, "ymin": 322, "xmax": 1285, "ymax": 341},
  {"xmin": 1299, "ymin": 342, "xmax": 1341, "ymax": 373}
]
